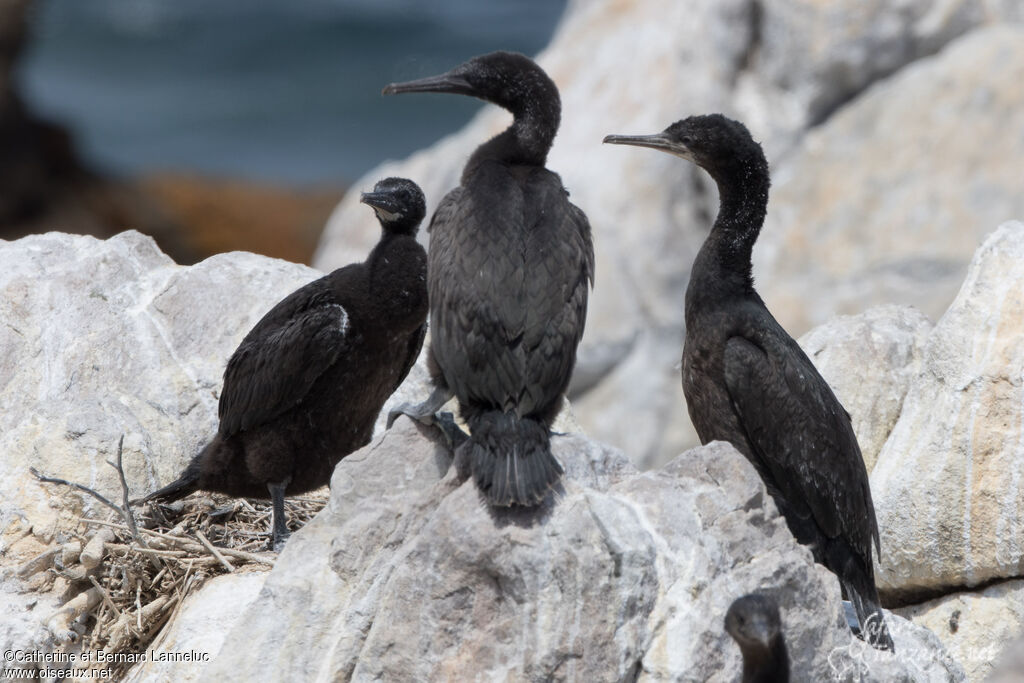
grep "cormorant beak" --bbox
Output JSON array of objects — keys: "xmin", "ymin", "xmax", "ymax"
[
  {"xmin": 603, "ymin": 132, "xmax": 694, "ymax": 162},
  {"xmin": 360, "ymin": 192, "xmax": 402, "ymax": 222},
  {"xmin": 382, "ymin": 71, "xmax": 475, "ymax": 97},
  {"xmin": 747, "ymin": 617, "xmax": 774, "ymax": 650}
]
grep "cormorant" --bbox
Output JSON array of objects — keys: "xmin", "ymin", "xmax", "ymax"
[
  {"xmin": 382, "ymin": 51, "xmax": 594, "ymax": 507},
  {"xmin": 139, "ymin": 177, "xmax": 429, "ymax": 550},
  {"xmin": 604, "ymin": 115, "xmax": 894, "ymax": 650},
  {"xmin": 725, "ymin": 593, "xmax": 790, "ymax": 683}
]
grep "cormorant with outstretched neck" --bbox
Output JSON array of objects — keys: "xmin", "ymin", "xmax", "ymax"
[
  {"xmin": 604, "ymin": 115, "xmax": 894, "ymax": 650},
  {"xmin": 725, "ymin": 593, "xmax": 790, "ymax": 683},
  {"xmin": 140, "ymin": 177, "xmax": 429, "ymax": 550},
  {"xmin": 383, "ymin": 52, "xmax": 594, "ymax": 507}
]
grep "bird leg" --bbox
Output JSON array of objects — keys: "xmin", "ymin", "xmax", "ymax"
[
  {"xmin": 386, "ymin": 384, "xmax": 467, "ymax": 449},
  {"xmin": 266, "ymin": 478, "xmax": 291, "ymax": 552}
]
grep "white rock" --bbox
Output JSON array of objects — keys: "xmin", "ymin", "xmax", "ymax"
[
  {"xmin": 0, "ymin": 231, "xmax": 320, "ymax": 538},
  {"xmin": 756, "ymin": 25, "xmax": 1024, "ymax": 335},
  {"xmin": 873, "ymin": 222, "xmax": 1024, "ymax": 599},
  {"xmin": 738, "ymin": 0, "xmax": 1024, "ymax": 156},
  {"xmin": 896, "ymin": 578, "xmax": 1024, "ymax": 683},
  {"xmin": 798, "ymin": 305, "xmax": 933, "ymax": 471},
  {"xmin": 195, "ymin": 420, "xmax": 963, "ymax": 682},
  {"xmin": 124, "ymin": 572, "xmax": 268, "ymax": 683},
  {"xmin": 988, "ymin": 632, "xmax": 1024, "ymax": 683},
  {"xmin": 0, "ymin": 582, "xmax": 61, "ymax": 678}
]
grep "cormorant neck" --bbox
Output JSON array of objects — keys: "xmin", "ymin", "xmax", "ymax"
[
  {"xmin": 466, "ymin": 90, "xmax": 560, "ymax": 172},
  {"xmin": 373, "ymin": 226, "xmax": 416, "ymax": 249},
  {"xmin": 702, "ymin": 157, "xmax": 770, "ymax": 291},
  {"xmin": 379, "ymin": 221, "xmax": 418, "ymax": 238},
  {"xmin": 741, "ymin": 635, "xmax": 788, "ymax": 683},
  {"xmin": 367, "ymin": 229, "xmax": 420, "ymax": 289}
]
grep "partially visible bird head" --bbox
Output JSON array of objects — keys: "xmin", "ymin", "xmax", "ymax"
[
  {"xmin": 383, "ymin": 51, "xmax": 560, "ymax": 122},
  {"xmin": 360, "ymin": 177, "xmax": 425, "ymax": 235},
  {"xmin": 604, "ymin": 114, "xmax": 766, "ymax": 183},
  {"xmin": 724, "ymin": 593, "xmax": 783, "ymax": 653}
]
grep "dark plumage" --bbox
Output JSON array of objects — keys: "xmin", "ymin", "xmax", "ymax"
[
  {"xmin": 141, "ymin": 177, "xmax": 429, "ymax": 549},
  {"xmin": 725, "ymin": 594, "xmax": 790, "ymax": 683},
  {"xmin": 383, "ymin": 51, "xmax": 594, "ymax": 507},
  {"xmin": 604, "ymin": 115, "xmax": 894, "ymax": 650}
]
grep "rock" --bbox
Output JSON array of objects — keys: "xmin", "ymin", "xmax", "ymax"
[
  {"xmin": 0, "ymin": 231, "xmax": 319, "ymax": 540},
  {"xmin": 736, "ymin": 0, "xmax": 1024, "ymax": 153},
  {"xmin": 0, "ymin": 580, "xmax": 61, "ymax": 679},
  {"xmin": 196, "ymin": 419, "xmax": 963, "ymax": 682},
  {"xmin": 797, "ymin": 305, "xmax": 933, "ymax": 471},
  {"xmin": 570, "ymin": 331, "xmax": 698, "ymax": 471},
  {"xmin": 123, "ymin": 573, "xmax": 267, "ymax": 683},
  {"xmin": 988, "ymin": 633, "xmax": 1024, "ymax": 683},
  {"xmin": 895, "ymin": 578, "xmax": 1024, "ymax": 683},
  {"xmin": 0, "ymin": 230, "xmax": 968, "ymax": 681},
  {"xmin": 872, "ymin": 222, "xmax": 1024, "ymax": 600},
  {"xmin": 756, "ymin": 25, "xmax": 1024, "ymax": 334}
]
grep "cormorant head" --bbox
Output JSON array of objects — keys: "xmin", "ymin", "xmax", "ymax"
[
  {"xmin": 383, "ymin": 51, "xmax": 560, "ymax": 126},
  {"xmin": 724, "ymin": 593, "xmax": 783, "ymax": 653},
  {"xmin": 603, "ymin": 114, "xmax": 766, "ymax": 185},
  {"xmin": 360, "ymin": 177, "xmax": 426, "ymax": 235}
]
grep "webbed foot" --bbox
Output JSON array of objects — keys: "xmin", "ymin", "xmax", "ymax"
[{"xmin": 386, "ymin": 385, "xmax": 467, "ymax": 448}]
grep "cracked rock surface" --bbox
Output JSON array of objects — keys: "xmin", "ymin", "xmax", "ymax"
[
  {"xmin": 194, "ymin": 419, "xmax": 962, "ymax": 682},
  {"xmin": 0, "ymin": 230, "xmax": 320, "ymax": 534}
]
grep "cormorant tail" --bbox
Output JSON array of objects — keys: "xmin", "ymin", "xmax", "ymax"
[
  {"xmin": 134, "ymin": 455, "xmax": 202, "ymax": 506},
  {"xmin": 842, "ymin": 572, "xmax": 894, "ymax": 652},
  {"xmin": 467, "ymin": 411, "xmax": 563, "ymax": 507}
]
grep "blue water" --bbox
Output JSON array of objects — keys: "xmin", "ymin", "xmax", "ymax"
[{"xmin": 19, "ymin": 0, "xmax": 567, "ymax": 186}]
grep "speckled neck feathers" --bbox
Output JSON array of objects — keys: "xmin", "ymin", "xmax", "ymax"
[{"xmin": 466, "ymin": 66, "xmax": 561, "ymax": 172}]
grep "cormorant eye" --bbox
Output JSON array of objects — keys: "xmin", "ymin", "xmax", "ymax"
[{"xmin": 681, "ymin": 136, "xmax": 693, "ymax": 145}]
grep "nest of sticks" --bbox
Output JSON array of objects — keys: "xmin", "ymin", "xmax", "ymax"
[{"xmin": 17, "ymin": 437, "xmax": 327, "ymax": 678}]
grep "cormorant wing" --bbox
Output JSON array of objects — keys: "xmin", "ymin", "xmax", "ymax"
[
  {"xmin": 426, "ymin": 184, "xmax": 528, "ymax": 408},
  {"xmin": 520, "ymin": 177, "xmax": 594, "ymax": 411},
  {"xmin": 218, "ymin": 283, "xmax": 351, "ymax": 437},
  {"xmin": 392, "ymin": 322, "xmax": 427, "ymax": 394},
  {"xmin": 722, "ymin": 334, "xmax": 881, "ymax": 560}
]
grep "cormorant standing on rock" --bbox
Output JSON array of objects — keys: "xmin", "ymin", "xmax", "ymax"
[
  {"xmin": 382, "ymin": 52, "xmax": 594, "ymax": 507},
  {"xmin": 140, "ymin": 177, "xmax": 429, "ymax": 550},
  {"xmin": 604, "ymin": 116, "xmax": 894, "ymax": 650},
  {"xmin": 725, "ymin": 593, "xmax": 790, "ymax": 683}
]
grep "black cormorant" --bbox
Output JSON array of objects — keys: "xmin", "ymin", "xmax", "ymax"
[
  {"xmin": 382, "ymin": 51, "xmax": 594, "ymax": 507},
  {"xmin": 725, "ymin": 593, "xmax": 790, "ymax": 683},
  {"xmin": 140, "ymin": 177, "xmax": 429, "ymax": 550},
  {"xmin": 604, "ymin": 115, "xmax": 894, "ymax": 650}
]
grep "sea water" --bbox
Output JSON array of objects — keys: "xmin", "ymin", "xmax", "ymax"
[{"xmin": 19, "ymin": 0, "xmax": 566, "ymax": 186}]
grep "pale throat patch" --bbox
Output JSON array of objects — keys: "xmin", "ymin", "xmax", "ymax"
[{"xmin": 374, "ymin": 207, "xmax": 403, "ymax": 222}]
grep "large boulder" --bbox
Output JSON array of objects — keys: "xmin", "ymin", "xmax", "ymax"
[
  {"xmin": 0, "ymin": 231, "xmax": 319, "ymax": 539},
  {"xmin": 872, "ymin": 222, "xmax": 1024, "ymax": 600},
  {"xmin": 737, "ymin": 0, "xmax": 1024, "ymax": 151},
  {"xmin": 895, "ymin": 578, "xmax": 1024, "ymax": 683},
  {"xmin": 123, "ymin": 573, "xmax": 268, "ymax": 683},
  {"xmin": 756, "ymin": 25, "xmax": 1024, "ymax": 334},
  {"xmin": 0, "ymin": 230, "xmax": 974, "ymax": 680},
  {"xmin": 193, "ymin": 419, "xmax": 962, "ymax": 682},
  {"xmin": 797, "ymin": 305, "xmax": 933, "ymax": 472}
]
